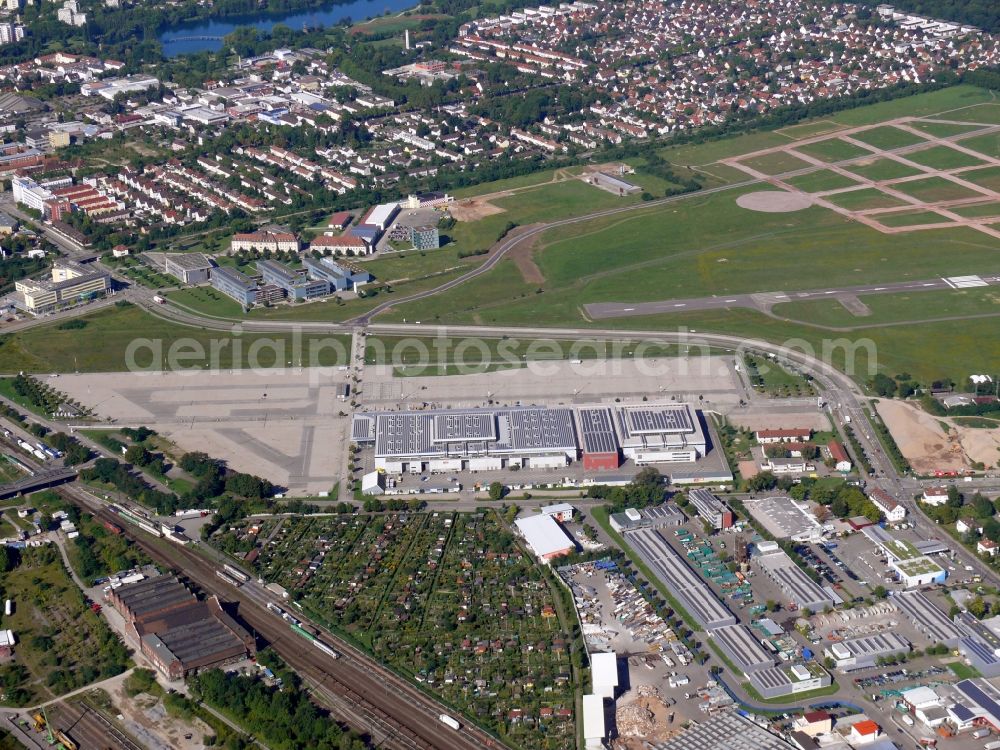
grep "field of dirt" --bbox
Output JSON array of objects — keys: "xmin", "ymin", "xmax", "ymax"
[
  {"xmin": 951, "ymin": 421, "xmax": 1000, "ymax": 468},
  {"xmin": 449, "ymin": 197, "xmax": 508, "ymax": 221},
  {"xmin": 508, "ymin": 231, "xmax": 545, "ymax": 284},
  {"xmin": 875, "ymin": 399, "xmax": 969, "ymax": 473}
]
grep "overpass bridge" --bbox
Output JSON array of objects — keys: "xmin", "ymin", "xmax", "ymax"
[{"xmin": 0, "ymin": 467, "xmax": 77, "ymax": 500}]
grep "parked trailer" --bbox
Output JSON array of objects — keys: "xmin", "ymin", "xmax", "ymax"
[
  {"xmin": 439, "ymin": 714, "xmax": 461, "ymax": 731},
  {"xmin": 983, "ymin": 740, "xmax": 1000, "ymax": 749},
  {"xmin": 222, "ymin": 564, "xmax": 250, "ymax": 583},
  {"xmin": 4, "ymin": 599, "xmax": 10, "ymax": 616},
  {"xmin": 32, "ymin": 449, "xmax": 46, "ymax": 461},
  {"xmin": 266, "ymin": 602, "xmax": 284, "ymax": 616}
]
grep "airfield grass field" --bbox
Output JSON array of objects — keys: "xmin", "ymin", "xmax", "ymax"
[
  {"xmin": 949, "ymin": 201, "xmax": 1000, "ymax": 218},
  {"xmin": 876, "ymin": 209, "xmax": 950, "ymax": 227},
  {"xmin": 791, "ymin": 137, "xmax": 873, "ymax": 163},
  {"xmin": 845, "ymin": 157, "xmax": 925, "ymax": 182},
  {"xmin": 374, "ymin": 85, "xmax": 1000, "ymax": 385},
  {"xmin": 962, "ymin": 166, "xmax": 1000, "ymax": 192},
  {"xmin": 905, "ymin": 144, "xmax": 989, "ymax": 170},
  {"xmin": 783, "ymin": 169, "xmax": 861, "ymax": 193},
  {"xmin": 958, "ymin": 132, "xmax": 1000, "ymax": 159},
  {"xmin": 890, "ymin": 175, "xmax": 985, "ymax": 203},
  {"xmin": 850, "ymin": 125, "xmax": 928, "ymax": 151}
]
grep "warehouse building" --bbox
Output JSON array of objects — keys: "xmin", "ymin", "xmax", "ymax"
[
  {"xmin": 582, "ymin": 694, "xmax": 606, "ymax": 749},
  {"xmin": 823, "ymin": 632, "xmax": 911, "ymax": 670},
  {"xmin": 609, "ymin": 504, "xmax": 685, "ymax": 533},
  {"xmin": 744, "ymin": 495, "xmax": 822, "ymax": 541},
  {"xmin": 515, "ymin": 513, "xmax": 575, "ymax": 561},
  {"xmin": 590, "ymin": 652, "xmax": 618, "ymax": 698},
  {"xmin": 575, "ymin": 405, "xmax": 621, "ymax": 470},
  {"xmin": 954, "ymin": 679, "xmax": 1000, "ymax": 733},
  {"xmin": 747, "ymin": 662, "xmax": 832, "ymax": 700},
  {"xmin": 654, "ymin": 712, "xmax": 794, "ymax": 750},
  {"xmin": 709, "ymin": 624, "xmax": 774, "ymax": 674},
  {"xmin": 687, "ymin": 489, "xmax": 733, "ymax": 530},
  {"xmin": 625, "ymin": 527, "xmax": 735, "ymax": 630},
  {"xmin": 754, "ymin": 543, "xmax": 839, "ymax": 613},
  {"xmin": 862, "ymin": 526, "xmax": 946, "ymax": 588},
  {"xmin": 14, "ymin": 260, "xmax": 111, "ymax": 313},
  {"xmin": 164, "ymin": 253, "xmax": 214, "ymax": 284},
  {"xmin": 363, "ymin": 202, "xmax": 400, "ymax": 231},
  {"xmin": 891, "ymin": 590, "xmax": 968, "ymax": 645},
  {"xmin": 357, "ymin": 401, "xmax": 709, "ymax": 475},
  {"xmin": 358, "ymin": 407, "xmax": 578, "ymax": 474},
  {"xmin": 613, "ymin": 403, "xmax": 707, "ymax": 463},
  {"xmin": 109, "ymin": 575, "xmax": 254, "ymax": 680}
]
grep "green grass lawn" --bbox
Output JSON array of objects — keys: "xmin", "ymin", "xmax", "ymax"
[
  {"xmin": 844, "ymin": 158, "xmax": 927, "ymax": 182},
  {"xmin": 662, "ymin": 86, "xmax": 995, "ymax": 169},
  {"xmin": 851, "ymin": 125, "xmax": 928, "ymax": 151},
  {"xmin": 945, "ymin": 102, "xmax": 1000, "ymax": 125},
  {"xmin": 903, "ymin": 144, "xmax": 988, "ymax": 171},
  {"xmin": 823, "ymin": 187, "xmax": 912, "ymax": 210},
  {"xmin": 955, "ymin": 132, "xmax": 1000, "ymax": 160},
  {"xmin": 960, "ymin": 166, "xmax": 1000, "ymax": 192},
  {"xmin": 772, "ymin": 287, "xmax": 1000, "ymax": 328},
  {"xmin": 793, "ymin": 138, "xmax": 874, "ymax": 163},
  {"xmin": 167, "ymin": 286, "xmax": 245, "ymax": 318},
  {"xmin": 948, "ymin": 662, "xmax": 983, "ymax": 679},
  {"xmin": 908, "ymin": 120, "xmax": 989, "ymax": 138},
  {"xmin": 738, "ymin": 151, "xmax": 814, "ymax": 175},
  {"xmin": 891, "ymin": 176, "xmax": 985, "ymax": 203},
  {"xmin": 948, "ymin": 201, "xmax": 1000, "ymax": 218},
  {"xmin": 0, "ymin": 304, "xmax": 351, "ymax": 372},
  {"xmin": 784, "ymin": 169, "xmax": 861, "ymax": 193},
  {"xmin": 775, "ymin": 120, "xmax": 846, "ymax": 140},
  {"xmin": 876, "ymin": 209, "xmax": 951, "ymax": 228}
]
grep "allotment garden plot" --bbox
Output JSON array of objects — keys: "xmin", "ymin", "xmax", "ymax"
[
  {"xmin": 726, "ymin": 106, "xmax": 1000, "ymax": 238},
  {"xmin": 216, "ymin": 511, "xmax": 578, "ymax": 749}
]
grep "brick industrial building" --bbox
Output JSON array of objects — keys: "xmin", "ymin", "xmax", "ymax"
[{"xmin": 108, "ymin": 576, "xmax": 255, "ymax": 680}]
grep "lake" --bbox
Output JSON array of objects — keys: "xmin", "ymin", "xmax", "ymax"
[{"xmin": 158, "ymin": 0, "xmax": 416, "ymax": 56}]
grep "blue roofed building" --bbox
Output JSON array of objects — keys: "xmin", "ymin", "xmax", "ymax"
[
  {"xmin": 257, "ymin": 259, "xmax": 329, "ymax": 300},
  {"xmin": 348, "ymin": 223, "xmax": 381, "ymax": 246}
]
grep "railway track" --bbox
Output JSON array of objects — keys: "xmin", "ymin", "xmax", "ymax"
[{"xmin": 59, "ymin": 486, "xmax": 503, "ymax": 750}]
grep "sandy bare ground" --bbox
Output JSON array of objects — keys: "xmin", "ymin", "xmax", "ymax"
[
  {"xmin": 950, "ymin": 421, "xmax": 1000, "ymax": 468},
  {"xmin": 737, "ymin": 190, "xmax": 813, "ymax": 212},
  {"xmin": 875, "ymin": 399, "xmax": 969, "ymax": 473},
  {"xmin": 110, "ymin": 685, "xmax": 213, "ymax": 750},
  {"xmin": 508, "ymin": 231, "xmax": 545, "ymax": 284},
  {"xmin": 449, "ymin": 196, "xmax": 508, "ymax": 221},
  {"xmin": 723, "ymin": 115, "xmax": 1000, "ymax": 240}
]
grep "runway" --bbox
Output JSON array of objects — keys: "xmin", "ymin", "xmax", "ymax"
[{"xmin": 583, "ymin": 273, "xmax": 1000, "ymax": 320}]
